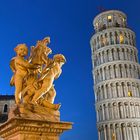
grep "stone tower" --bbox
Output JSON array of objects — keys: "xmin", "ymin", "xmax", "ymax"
[{"xmin": 90, "ymin": 10, "xmax": 140, "ymax": 140}]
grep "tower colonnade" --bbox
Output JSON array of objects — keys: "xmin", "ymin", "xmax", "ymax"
[
  {"xmin": 92, "ymin": 28, "xmax": 136, "ymax": 52},
  {"xmin": 90, "ymin": 10, "xmax": 140, "ymax": 140},
  {"xmin": 96, "ymin": 97, "xmax": 140, "ymax": 121},
  {"xmin": 95, "ymin": 79, "xmax": 140, "ymax": 101},
  {"xmin": 93, "ymin": 45, "xmax": 138, "ymax": 67},
  {"xmin": 98, "ymin": 121, "xmax": 140, "ymax": 140},
  {"xmin": 94, "ymin": 61, "xmax": 140, "ymax": 84}
]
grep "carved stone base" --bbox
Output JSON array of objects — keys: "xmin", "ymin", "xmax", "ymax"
[
  {"xmin": 9, "ymin": 103, "xmax": 60, "ymax": 122},
  {"xmin": 0, "ymin": 117, "xmax": 72, "ymax": 140}
]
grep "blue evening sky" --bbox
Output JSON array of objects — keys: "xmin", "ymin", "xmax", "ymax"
[{"xmin": 0, "ymin": 0, "xmax": 140, "ymax": 140}]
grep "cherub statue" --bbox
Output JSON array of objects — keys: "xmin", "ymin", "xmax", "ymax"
[
  {"xmin": 20, "ymin": 37, "xmax": 54, "ymax": 104},
  {"xmin": 10, "ymin": 37, "xmax": 66, "ymax": 121},
  {"xmin": 21, "ymin": 53, "xmax": 66, "ymax": 106},
  {"xmin": 31, "ymin": 54, "xmax": 66, "ymax": 104},
  {"xmin": 10, "ymin": 44, "xmax": 37, "ymax": 104}
]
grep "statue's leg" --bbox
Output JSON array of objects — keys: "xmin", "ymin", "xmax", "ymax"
[
  {"xmin": 23, "ymin": 95, "xmax": 30, "ymax": 104},
  {"xmin": 41, "ymin": 99, "xmax": 61, "ymax": 110},
  {"xmin": 46, "ymin": 86, "xmax": 56, "ymax": 104},
  {"xmin": 32, "ymin": 78, "xmax": 53, "ymax": 103},
  {"xmin": 14, "ymin": 75, "xmax": 23, "ymax": 104},
  {"xmin": 23, "ymin": 89, "xmax": 34, "ymax": 104}
]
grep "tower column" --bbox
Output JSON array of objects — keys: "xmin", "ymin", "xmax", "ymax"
[
  {"xmin": 103, "ymin": 125, "xmax": 107, "ymax": 140},
  {"xmin": 122, "ymin": 124, "xmax": 127, "ymax": 140}
]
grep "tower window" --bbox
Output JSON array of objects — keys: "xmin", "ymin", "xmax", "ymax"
[
  {"xmin": 122, "ymin": 18, "xmax": 126, "ymax": 22},
  {"xmin": 102, "ymin": 24, "xmax": 106, "ymax": 30},
  {"xmin": 128, "ymin": 91, "xmax": 132, "ymax": 97},
  {"xmin": 116, "ymin": 22, "xmax": 120, "ymax": 27},
  {"xmin": 3, "ymin": 104, "xmax": 8, "ymax": 113},
  {"xmin": 112, "ymin": 133, "xmax": 116, "ymax": 140},
  {"xmin": 122, "ymin": 18, "xmax": 126, "ymax": 26},
  {"xmin": 102, "ymin": 37, "xmax": 107, "ymax": 45},
  {"xmin": 95, "ymin": 22, "xmax": 98, "ymax": 27},
  {"xmin": 107, "ymin": 15, "xmax": 112, "ymax": 22},
  {"xmin": 119, "ymin": 34, "xmax": 124, "ymax": 44}
]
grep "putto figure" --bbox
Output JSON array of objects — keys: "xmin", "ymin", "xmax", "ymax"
[
  {"xmin": 10, "ymin": 44, "xmax": 37, "ymax": 104},
  {"xmin": 9, "ymin": 37, "xmax": 66, "ymax": 121}
]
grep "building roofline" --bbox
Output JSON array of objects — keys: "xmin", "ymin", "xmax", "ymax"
[
  {"xmin": 0, "ymin": 95, "xmax": 14, "ymax": 100},
  {"xmin": 93, "ymin": 10, "xmax": 127, "ymax": 25}
]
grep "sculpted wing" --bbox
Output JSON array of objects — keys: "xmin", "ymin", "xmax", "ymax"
[
  {"xmin": 10, "ymin": 57, "xmax": 16, "ymax": 86},
  {"xmin": 10, "ymin": 57, "xmax": 16, "ymax": 72}
]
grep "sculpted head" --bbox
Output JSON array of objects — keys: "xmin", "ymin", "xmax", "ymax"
[
  {"xmin": 53, "ymin": 54, "xmax": 66, "ymax": 64},
  {"xmin": 14, "ymin": 44, "xmax": 28, "ymax": 57}
]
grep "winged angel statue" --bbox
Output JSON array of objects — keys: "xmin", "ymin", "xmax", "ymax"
[{"xmin": 9, "ymin": 37, "xmax": 66, "ymax": 121}]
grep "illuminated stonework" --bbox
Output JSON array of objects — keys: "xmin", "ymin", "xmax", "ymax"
[
  {"xmin": 90, "ymin": 10, "xmax": 140, "ymax": 140},
  {"xmin": 0, "ymin": 37, "xmax": 72, "ymax": 140}
]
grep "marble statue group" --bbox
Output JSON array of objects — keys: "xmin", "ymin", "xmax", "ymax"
[{"xmin": 9, "ymin": 37, "xmax": 66, "ymax": 119}]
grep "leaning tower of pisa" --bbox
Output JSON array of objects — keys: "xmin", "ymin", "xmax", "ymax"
[{"xmin": 90, "ymin": 10, "xmax": 140, "ymax": 140}]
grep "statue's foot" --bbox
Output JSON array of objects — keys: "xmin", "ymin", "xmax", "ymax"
[{"xmin": 54, "ymin": 103, "xmax": 61, "ymax": 110}]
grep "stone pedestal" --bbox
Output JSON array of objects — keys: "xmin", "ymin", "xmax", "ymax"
[{"xmin": 0, "ymin": 117, "xmax": 72, "ymax": 140}]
